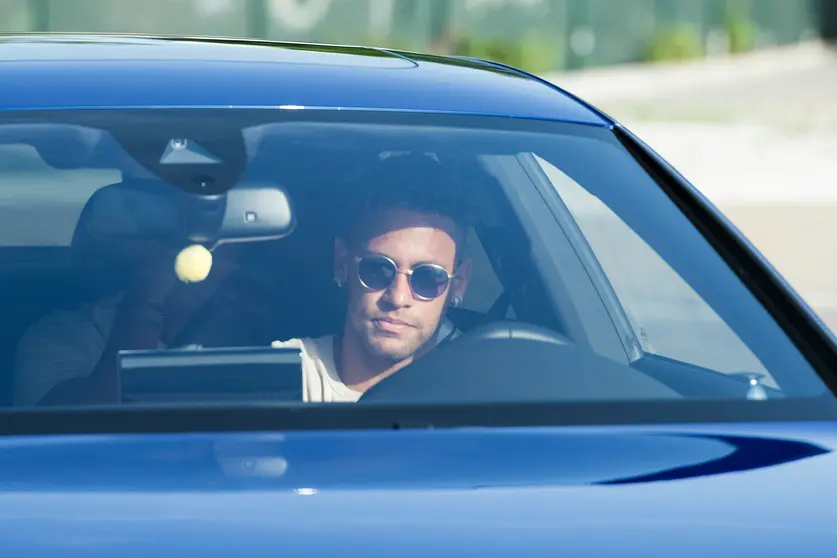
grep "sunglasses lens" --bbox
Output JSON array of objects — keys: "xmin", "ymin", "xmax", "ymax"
[
  {"xmin": 357, "ymin": 256, "xmax": 397, "ymax": 291},
  {"xmin": 410, "ymin": 265, "xmax": 451, "ymax": 300}
]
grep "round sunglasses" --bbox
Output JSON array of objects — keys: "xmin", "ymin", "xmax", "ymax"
[{"xmin": 354, "ymin": 254, "xmax": 456, "ymax": 301}]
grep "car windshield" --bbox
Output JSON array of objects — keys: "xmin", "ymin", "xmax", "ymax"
[{"xmin": 0, "ymin": 108, "xmax": 829, "ymax": 416}]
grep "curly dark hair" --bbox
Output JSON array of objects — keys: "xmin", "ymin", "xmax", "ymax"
[{"xmin": 338, "ymin": 151, "xmax": 473, "ymax": 253}]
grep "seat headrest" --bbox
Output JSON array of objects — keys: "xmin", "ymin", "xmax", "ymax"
[{"xmin": 70, "ymin": 179, "xmax": 181, "ymax": 265}]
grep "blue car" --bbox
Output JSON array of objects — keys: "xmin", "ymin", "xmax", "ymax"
[{"xmin": 0, "ymin": 33, "xmax": 835, "ymax": 556}]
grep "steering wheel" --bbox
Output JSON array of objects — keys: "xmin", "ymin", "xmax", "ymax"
[{"xmin": 359, "ymin": 320, "xmax": 680, "ymax": 404}]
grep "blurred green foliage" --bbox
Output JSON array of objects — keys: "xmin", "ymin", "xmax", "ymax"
[
  {"xmin": 646, "ymin": 24, "xmax": 705, "ymax": 62},
  {"xmin": 724, "ymin": 4, "xmax": 757, "ymax": 53},
  {"xmin": 446, "ymin": 32, "xmax": 559, "ymax": 74},
  {"xmin": 726, "ymin": 17, "xmax": 757, "ymax": 53}
]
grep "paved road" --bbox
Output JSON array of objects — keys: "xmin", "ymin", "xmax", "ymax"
[
  {"xmin": 551, "ymin": 42, "xmax": 837, "ymax": 132},
  {"xmin": 548, "ymin": 42, "xmax": 837, "ymax": 335}
]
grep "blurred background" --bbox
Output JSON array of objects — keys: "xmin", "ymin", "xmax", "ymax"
[
  {"xmin": 3, "ymin": 0, "xmax": 837, "ymax": 329},
  {"xmin": 5, "ymin": 0, "xmax": 823, "ymax": 70}
]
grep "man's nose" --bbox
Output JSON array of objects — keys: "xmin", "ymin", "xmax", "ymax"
[{"xmin": 383, "ymin": 272, "xmax": 413, "ymax": 307}]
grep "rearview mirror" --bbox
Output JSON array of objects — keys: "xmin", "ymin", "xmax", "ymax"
[
  {"xmin": 80, "ymin": 180, "xmax": 296, "ymax": 250},
  {"xmin": 217, "ymin": 186, "xmax": 296, "ymax": 244}
]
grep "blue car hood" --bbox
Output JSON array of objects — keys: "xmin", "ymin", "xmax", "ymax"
[{"xmin": 1, "ymin": 421, "xmax": 835, "ymax": 557}]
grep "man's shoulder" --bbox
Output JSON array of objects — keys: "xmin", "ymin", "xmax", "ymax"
[
  {"xmin": 270, "ymin": 338, "xmax": 306, "ymax": 351},
  {"xmin": 270, "ymin": 338, "xmax": 303, "ymax": 350},
  {"xmin": 271, "ymin": 334, "xmax": 335, "ymax": 355}
]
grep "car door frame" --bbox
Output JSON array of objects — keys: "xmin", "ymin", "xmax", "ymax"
[
  {"xmin": 515, "ymin": 151, "xmax": 645, "ymax": 363},
  {"xmin": 478, "ymin": 154, "xmax": 634, "ymax": 365}
]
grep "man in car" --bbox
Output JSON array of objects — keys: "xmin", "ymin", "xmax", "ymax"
[
  {"xmin": 15, "ymin": 152, "xmax": 471, "ymax": 405},
  {"xmin": 272, "ymin": 153, "xmax": 473, "ymax": 402}
]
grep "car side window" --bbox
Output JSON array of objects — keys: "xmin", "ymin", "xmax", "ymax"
[
  {"xmin": 0, "ymin": 144, "xmax": 121, "ymax": 247},
  {"xmin": 533, "ymin": 155, "xmax": 776, "ymax": 386},
  {"xmin": 458, "ymin": 228, "xmax": 504, "ymax": 314}
]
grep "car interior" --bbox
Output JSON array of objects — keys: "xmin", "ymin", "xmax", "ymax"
[
  {"xmin": 0, "ymin": 114, "xmax": 800, "ymax": 407},
  {"xmin": 0, "ymin": 131, "xmax": 576, "ymax": 404}
]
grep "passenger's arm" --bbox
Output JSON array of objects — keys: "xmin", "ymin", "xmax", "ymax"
[
  {"xmin": 36, "ymin": 300, "xmax": 168, "ymax": 406},
  {"xmin": 13, "ymin": 308, "xmax": 107, "ymax": 407},
  {"xmin": 36, "ymin": 250, "xmax": 177, "ymax": 406}
]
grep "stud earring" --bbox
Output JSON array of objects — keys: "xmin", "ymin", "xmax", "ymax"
[
  {"xmin": 451, "ymin": 295, "xmax": 463, "ymax": 308},
  {"xmin": 335, "ymin": 277, "xmax": 345, "ymax": 288}
]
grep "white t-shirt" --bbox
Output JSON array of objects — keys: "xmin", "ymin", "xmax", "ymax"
[
  {"xmin": 272, "ymin": 318, "xmax": 460, "ymax": 403},
  {"xmin": 271, "ymin": 335, "xmax": 361, "ymax": 403}
]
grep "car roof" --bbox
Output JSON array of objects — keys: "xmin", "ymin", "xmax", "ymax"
[{"xmin": 0, "ymin": 34, "xmax": 610, "ymax": 126}]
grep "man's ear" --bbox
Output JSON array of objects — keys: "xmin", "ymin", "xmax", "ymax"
[
  {"xmin": 334, "ymin": 237, "xmax": 350, "ymax": 285},
  {"xmin": 452, "ymin": 258, "xmax": 472, "ymax": 300}
]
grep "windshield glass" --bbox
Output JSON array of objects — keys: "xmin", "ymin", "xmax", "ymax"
[{"xmin": 0, "ymin": 108, "xmax": 828, "ymax": 411}]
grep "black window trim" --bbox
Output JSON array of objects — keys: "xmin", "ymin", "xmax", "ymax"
[{"xmin": 1, "ymin": 397, "xmax": 836, "ymax": 436}]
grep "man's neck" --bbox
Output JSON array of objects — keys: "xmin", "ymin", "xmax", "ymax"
[{"xmin": 335, "ymin": 331, "xmax": 414, "ymax": 393}]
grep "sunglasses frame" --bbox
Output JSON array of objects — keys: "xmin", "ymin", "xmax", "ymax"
[{"xmin": 353, "ymin": 254, "xmax": 457, "ymax": 301}]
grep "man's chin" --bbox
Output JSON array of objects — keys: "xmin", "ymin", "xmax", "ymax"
[{"xmin": 364, "ymin": 335, "xmax": 417, "ymax": 363}]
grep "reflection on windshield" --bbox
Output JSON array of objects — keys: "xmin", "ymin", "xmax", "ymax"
[{"xmin": 0, "ymin": 110, "xmax": 827, "ymax": 411}]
